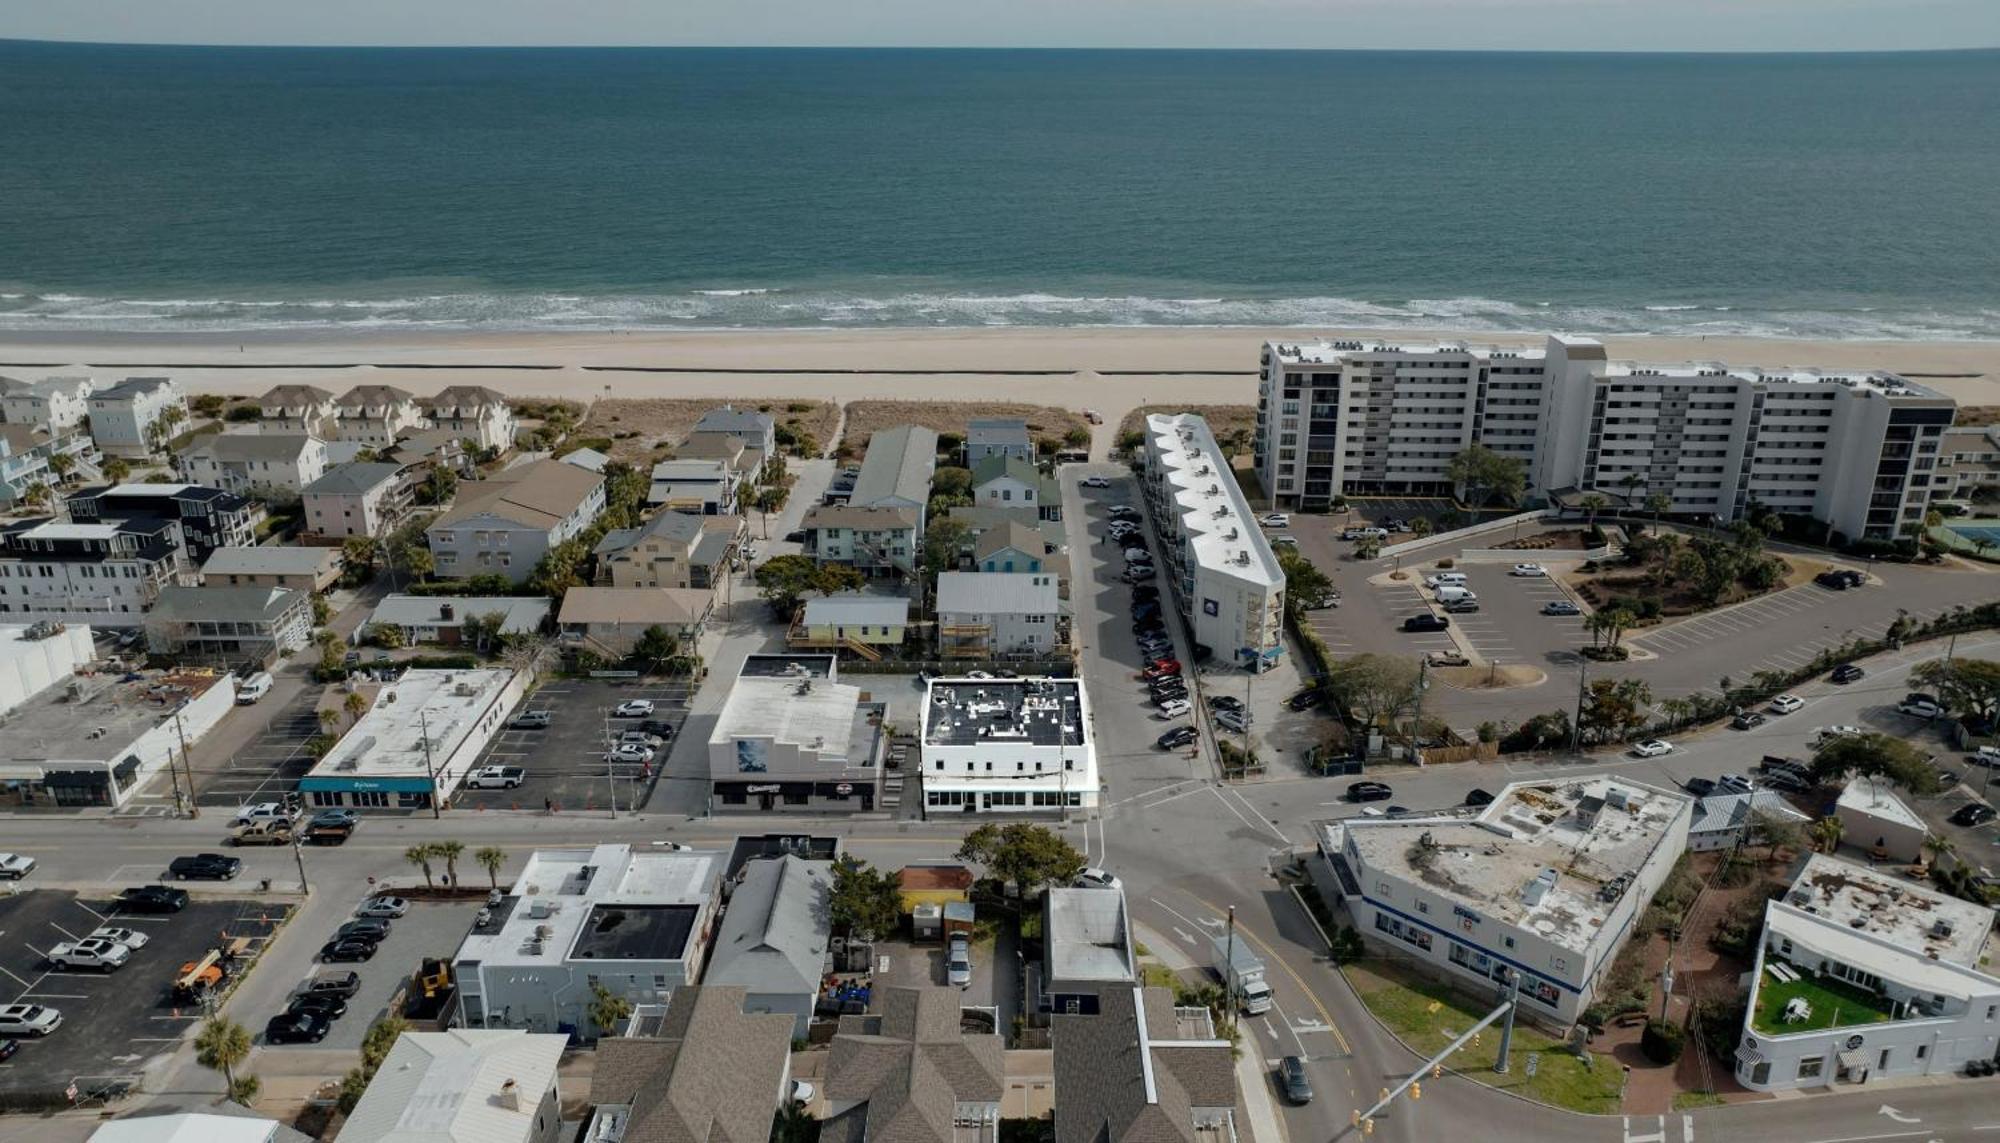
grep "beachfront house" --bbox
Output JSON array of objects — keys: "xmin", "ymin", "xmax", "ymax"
[
  {"xmin": 688, "ymin": 405, "xmax": 777, "ymax": 461},
  {"xmin": 181, "ymin": 433, "xmax": 330, "ymax": 496},
  {"xmin": 333, "ymin": 384, "xmax": 427, "ymax": 445},
  {"xmin": 257, "ymin": 385, "xmax": 338, "ymax": 437},
  {"xmin": 0, "ymin": 374, "xmax": 95, "ymax": 433},
  {"xmin": 86, "ymin": 376, "xmax": 185, "ymax": 458},
  {"xmin": 422, "ymin": 386, "xmax": 518, "ymax": 453},
  {"xmin": 965, "ymin": 417, "xmax": 1034, "ymax": 466},
  {"xmin": 426, "ymin": 459, "xmax": 605, "ymax": 584},
  {"xmin": 970, "ymin": 455, "xmax": 1060, "ymax": 521}
]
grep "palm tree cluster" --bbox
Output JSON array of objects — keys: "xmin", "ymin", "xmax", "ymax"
[{"xmin": 403, "ymin": 841, "xmax": 506, "ymax": 891}]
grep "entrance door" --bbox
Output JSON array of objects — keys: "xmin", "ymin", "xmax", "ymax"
[{"xmin": 758, "ymin": 792, "xmax": 775, "ymax": 811}]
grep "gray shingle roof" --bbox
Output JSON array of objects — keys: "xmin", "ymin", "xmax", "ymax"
[
  {"xmin": 146, "ymin": 585, "xmax": 303, "ymax": 624},
  {"xmin": 970, "ymin": 454, "xmax": 1041, "ymax": 488},
  {"xmin": 692, "ymin": 406, "xmax": 774, "ymax": 438},
  {"xmin": 851, "ymin": 425, "xmax": 938, "ymax": 509},
  {"xmin": 590, "ymin": 986, "xmax": 795, "ymax": 1143},
  {"xmin": 201, "ymin": 546, "xmax": 340, "ymax": 578},
  {"xmin": 826, "ymin": 987, "xmax": 1005, "ymax": 1143},
  {"xmin": 1053, "ymin": 987, "xmax": 1236, "ymax": 1143},
  {"xmin": 804, "ymin": 504, "xmax": 921, "ymax": 532},
  {"xmin": 974, "ymin": 521, "xmax": 1045, "ymax": 563},
  {"xmin": 935, "ymin": 572, "xmax": 1060, "ymax": 617},
  {"xmin": 303, "ymin": 461, "xmax": 403, "ymax": 496},
  {"xmin": 188, "ymin": 433, "xmax": 318, "ymax": 463},
  {"xmin": 703, "ymin": 856, "xmax": 832, "ymax": 996},
  {"xmin": 92, "ymin": 376, "xmax": 175, "ymax": 402},
  {"xmin": 967, "ymin": 418, "xmax": 1031, "ymax": 448},
  {"xmin": 368, "ymin": 594, "xmax": 551, "ymax": 635}
]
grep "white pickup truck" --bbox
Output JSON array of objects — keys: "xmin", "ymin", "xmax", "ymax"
[{"xmin": 48, "ymin": 938, "xmax": 132, "ymax": 972}]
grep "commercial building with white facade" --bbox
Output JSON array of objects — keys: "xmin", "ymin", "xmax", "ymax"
[
  {"xmin": 452, "ymin": 843, "xmax": 724, "ymax": 1037},
  {"xmin": 301, "ymin": 667, "xmax": 525, "ymax": 810},
  {"xmin": 1314, "ymin": 775, "xmax": 1692, "ymax": 1024},
  {"xmin": 1140, "ymin": 413, "xmax": 1284, "ymax": 672},
  {"xmin": 1257, "ymin": 334, "xmax": 1957, "ymax": 541},
  {"xmin": 1736, "ymin": 854, "xmax": 2000, "ymax": 1091},
  {"xmin": 0, "ymin": 661, "xmax": 235, "ymax": 809},
  {"xmin": 919, "ymin": 676, "xmax": 1096, "ymax": 814},
  {"xmin": 707, "ymin": 654, "xmax": 885, "ymax": 814}
]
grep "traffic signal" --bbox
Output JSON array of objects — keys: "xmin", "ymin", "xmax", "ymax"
[
  {"xmin": 1432, "ymin": 1063, "xmax": 1443, "ymax": 1078},
  {"xmin": 1362, "ymin": 1118, "xmax": 1375, "ymax": 1136},
  {"xmin": 1411, "ymin": 1082, "xmax": 1422, "ymax": 1101}
]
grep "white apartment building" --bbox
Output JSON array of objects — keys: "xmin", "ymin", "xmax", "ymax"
[
  {"xmin": 0, "ymin": 518, "xmax": 192, "ymax": 628},
  {"xmin": 333, "ymin": 384, "xmax": 426, "ymax": 445},
  {"xmin": 1140, "ymin": 414, "xmax": 1285, "ymax": 672},
  {"xmin": 86, "ymin": 376, "xmax": 184, "ymax": 457},
  {"xmin": 1736, "ymin": 854, "xmax": 2000, "ymax": 1091},
  {"xmin": 301, "ymin": 667, "xmax": 526, "ymax": 810},
  {"xmin": 180, "ymin": 433, "xmax": 330, "ymax": 496},
  {"xmin": 1257, "ymin": 335, "xmax": 1957, "ymax": 541},
  {"xmin": 919, "ymin": 677, "xmax": 1097, "ymax": 814},
  {"xmin": 1, "ymin": 374, "xmax": 95, "ymax": 433},
  {"xmin": 423, "ymin": 386, "xmax": 519, "ymax": 453},
  {"xmin": 452, "ymin": 843, "xmax": 724, "ymax": 1037},
  {"xmin": 1314, "ymin": 776, "xmax": 1692, "ymax": 1024}
]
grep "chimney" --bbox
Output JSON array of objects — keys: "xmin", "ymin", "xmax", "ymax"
[{"xmin": 498, "ymin": 1078, "xmax": 520, "ymax": 1111}]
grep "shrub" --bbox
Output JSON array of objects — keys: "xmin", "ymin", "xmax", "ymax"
[
  {"xmin": 225, "ymin": 405, "xmax": 261, "ymax": 422},
  {"xmin": 1435, "ymin": 557, "xmax": 1455, "ymax": 569},
  {"xmin": 1641, "ymin": 1019, "xmax": 1685, "ymax": 1064}
]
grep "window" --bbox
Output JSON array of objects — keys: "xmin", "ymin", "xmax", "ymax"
[{"xmin": 1551, "ymin": 955, "xmax": 1568, "ymax": 972}]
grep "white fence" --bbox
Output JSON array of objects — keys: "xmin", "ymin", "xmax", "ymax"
[
  {"xmin": 1456, "ymin": 545, "xmax": 1615, "ymax": 564},
  {"xmin": 1377, "ymin": 509, "xmax": 1561, "ymax": 561}
]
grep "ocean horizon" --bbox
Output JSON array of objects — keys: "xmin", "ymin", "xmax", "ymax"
[{"xmin": 3, "ymin": 41, "xmax": 1998, "ymax": 339}]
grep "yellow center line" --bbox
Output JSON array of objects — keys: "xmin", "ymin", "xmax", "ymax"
[{"xmin": 1183, "ymin": 888, "xmax": 1351, "ymax": 1056}]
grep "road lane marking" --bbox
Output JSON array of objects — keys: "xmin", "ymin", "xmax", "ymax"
[{"xmin": 1180, "ymin": 888, "xmax": 1351, "ymax": 1056}]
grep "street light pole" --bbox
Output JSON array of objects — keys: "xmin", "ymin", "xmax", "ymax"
[
  {"xmin": 418, "ymin": 708, "xmax": 440, "ymax": 821},
  {"xmin": 1223, "ymin": 905, "xmax": 1238, "ymax": 1016},
  {"xmin": 1494, "ymin": 970, "xmax": 1520, "ymax": 1074},
  {"xmin": 291, "ymin": 838, "xmax": 311, "ymax": 897}
]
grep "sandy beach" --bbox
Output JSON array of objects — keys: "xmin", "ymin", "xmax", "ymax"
[{"xmin": 1, "ymin": 329, "xmax": 1994, "ymax": 442}]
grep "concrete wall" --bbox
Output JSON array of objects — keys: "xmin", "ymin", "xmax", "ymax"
[{"xmin": 0, "ymin": 624, "xmax": 93, "ymax": 716}]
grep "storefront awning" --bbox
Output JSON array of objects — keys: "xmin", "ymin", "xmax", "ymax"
[{"xmin": 1837, "ymin": 1049, "xmax": 1869, "ymax": 1072}]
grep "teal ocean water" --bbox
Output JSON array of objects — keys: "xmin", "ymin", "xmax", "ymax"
[{"xmin": 1, "ymin": 41, "xmax": 1998, "ymax": 338}]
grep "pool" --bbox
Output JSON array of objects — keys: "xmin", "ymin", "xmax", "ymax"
[{"xmin": 1946, "ymin": 521, "xmax": 2000, "ymax": 547}]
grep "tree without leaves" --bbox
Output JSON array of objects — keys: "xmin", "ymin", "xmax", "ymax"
[
  {"xmin": 1445, "ymin": 444, "xmax": 1526, "ymax": 509},
  {"xmin": 828, "ymin": 855, "xmax": 902, "ymax": 940},
  {"xmin": 1321, "ymin": 654, "xmax": 1421, "ymax": 733},
  {"xmin": 955, "ymin": 823, "xmax": 1085, "ymax": 899},
  {"xmin": 475, "ymin": 846, "xmax": 507, "ymax": 889}
]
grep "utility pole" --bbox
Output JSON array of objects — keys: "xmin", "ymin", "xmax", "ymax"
[
  {"xmin": 1494, "ymin": 969, "xmax": 1521, "ymax": 1073},
  {"xmin": 1223, "ymin": 905, "xmax": 1239, "ymax": 1016},
  {"xmin": 291, "ymin": 837, "xmax": 311, "ymax": 897},
  {"xmin": 418, "ymin": 708, "xmax": 440, "ymax": 820},
  {"xmin": 172, "ymin": 706, "xmax": 199, "ymax": 818},
  {"xmin": 1411, "ymin": 657, "xmax": 1429, "ymax": 766},
  {"xmin": 1570, "ymin": 657, "xmax": 1589, "ymax": 753}
]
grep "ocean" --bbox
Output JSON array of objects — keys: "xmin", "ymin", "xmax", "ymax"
[{"xmin": 1, "ymin": 40, "xmax": 1998, "ymax": 339}]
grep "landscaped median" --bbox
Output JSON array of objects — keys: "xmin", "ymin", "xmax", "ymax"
[{"xmin": 1344, "ymin": 959, "xmax": 1625, "ymax": 1114}]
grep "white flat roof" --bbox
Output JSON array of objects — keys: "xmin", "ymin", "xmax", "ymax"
[
  {"xmin": 1267, "ymin": 338, "xmax": 1550, "ymax": 365},
  {"xmin": 306, "ymin": 669, "xmax": 514, "ymax": 781},
  {"xmin": 1047, "ymin": 888, "xmax": 1133, "ymax": 982},
  {"xmin": 1604, "ymin": 360, "xmax": 1940, "ymax": 398},
  {"xmin": 711, "ymin": 674, "xmax": 866, "ymax": 762},
  {"xmin": 1144, "ymin": 413, "xmax": 1281, "ymax": 589},
  {"xmin": 455, "ymin": 843, "xmax": 721, "ymax": 969},
  {"xmin": 1835, "ymin": 776, "xmax": 1928, "ymax": 833},
  {"xmin": 1763, "ymin": 901, "xmax": 2000, "ymax": 1008},
  {"xmin": 1342, "ymin": 775, "xmax": 1689, "ymax": 956},
  {"xmin": 1787, "ymin": 853, "xmax": 1992, "ymax": 966}
]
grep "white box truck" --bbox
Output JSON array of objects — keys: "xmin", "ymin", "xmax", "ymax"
[{"xmin": 1211, "ymin": 934, "xmax": 1274, "ymax": 1015}]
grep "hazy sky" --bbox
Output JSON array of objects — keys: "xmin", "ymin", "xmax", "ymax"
[{"xmin": 0, "ymin": 0, "xmax": 1994, "ymax": 52}]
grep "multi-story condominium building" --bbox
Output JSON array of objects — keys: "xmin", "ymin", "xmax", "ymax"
[
  {"xmin": 592, "ymin": 510, "xmax": 741, "ymax": 595},
  {"xmin": 1141, "ymin": 413, "xmax": 1285, "ymax": 672},
  {"xmin": 1736, "ymin": 854, "xmax": 2000, "ymax": 1091},
  {"xmin": 332, "ymin": 384, "xmax": 426, "ymax": 444},
  {"xmin": 1257, "ymin": 335, "xmax": 1957, "ymax": 541},
  {"xmin": 302, "ymin": 461, "xmax": 412, "ymax": 539},
  {"xmin": 1933, "ymin": 425, "xmax": 2000, "ymax": 504},
  {"xmin": 427, "ymin": 459, "xmax": 605, "ymax": 584},
  {"xmin": 68, "ymin": 482, "xmax": 259, "ymax": 557},
  {"xmin": 0, "ymin": 517, "xmax": 193, "ymax": 627},
  {"xmin": 423, "ymin": 386, "xmax": 518, "ymax": 453},
  {"xmin": 801, "ymin": 504, "xmax": 920, "ymax": 576},
  {"xmin": 0, "ymin": 424, "xmax": 100, "ymax": 507},
  {"xmin": 1312, "ymin": 776, "xmax": 1691, "ymax": 1025},
  {"xmin": 85, "ymin": 376, "xmax": 184, "ymax": 457},
  {"xmin": 257, "ymin": 384, "xmax": 338, "ymax": 436},
  {"xmin": 919, "ymin": 676, "xmax": 1097, "ymax": 814},
  {"xmin": 965, "ymin": 417, "xmax": 1034, "ymax": 466},
  {"xmin": 180, "ymin": 433, "xmax": 329, "ymax": 496},
  {"xmin": 936, "ymin": 571, "xmax": 1064, "ymax": 658},
  {"xmin": 0, "ymin": 374, "xmax": 94, "ymax": 433},
  {"xmin": 142, "ymin": 584, "xmax": 313, "ymax": 666}
]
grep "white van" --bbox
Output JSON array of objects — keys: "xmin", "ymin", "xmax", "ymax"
[
  {"xmin": 1426, "ymin": 572, "xmax": 1469, "ymax": 588},
  {"xmin": 236, "ymin": 672, "xmax": 274, "ymax": 705},
  {"xmin": 1434, "ymin": 586, "xmax": 1477, "ymax": 605}
]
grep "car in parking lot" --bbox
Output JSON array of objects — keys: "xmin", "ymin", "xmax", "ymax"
[
  {"xmin": 48, "ymin": 938, "xmax": 131, "ymax": 972},
  {"xmin": 1816, "ymin": 569, "xmax": 1866, "ymax": 590},
  {"xmin": 1464, "ymin": 788, "xmax": 1495, "ymax": 807},
  {"xmin": 1340, "ymin": 526, "xmax": 1388, "ymax": 540},
  {"xmin": 169, "ymin": 853, "xmax": 242, "ymax": 881},
  {"xmin": 1731, "ymin": 711, "xmax": 1767, "ymax": 730},
  {"xmin": 1814, "ymin": 725, "xmax": 1865, "ymax": 745},
  {"xmin": 1209, "ymin": 695, "xmax": 1243, "ymax": 714},
  {"xmin": 1442, "ymin": 598, "xmax": 1480, "ymax": 614},
  {"xmin": 1683, "ymin": 777, "xmax": 1717, "ymax": 798},
  {"xmin": 90, "ymin": 926, "xmax": 149, "ymax": 951},
  {"xmin": 229, "ymin": 802, "xmax": 296, "ymax": 828},
  {"xmin": 1077, "ymin": 867, "xmax": 1124, "ymax": 890},
  {"xmin": 1951, "ymin": 803, "xmax": 1997, "ymax": 827},
  {"xmin": 1149, "ymin": 683, "xmax": 1188, "ymax": 704},
  {"xmin": 1510, "ymin": 563, "xmax": 1547, "ymax": 577},
  {"xmin": 0, "ymin": 1039, "xmax": 15, "ymax": 1061},
  {"xmin": 1143, "ymin": 660, "xmax": 1181, "ymax": 679},
  {"xmin": 1829, "ymin": 663, "xmax": 1865, "ymax": 684},
  {"xmin": 1108, "ymin": 504, "xmax": 1139, "ymax": 519},
  {"xmin": 1157, "ymin": 698, "xmax": 1191, "ymax": 719},
  {"xmin": 319, "ymin": 937, "xmax": 378, "ymax": 963},
  {"xmin": 264, "ymin": 1010, "xmax": 331, "ymax": 1044},
  {"xmin": 638, "ymin": 719, "xmax": 677, "ymax": 739},
  {"xmin": 510, "ymin": 710, "xmax": 553, "ymax": 729},
  {"xmin": 1347, "ymin": 781, "xmax": 1393, "ymax": 803},
  {"xmin": 1718, "ymin": 773, "xmax": 1754, "ymax": 795},
  {"xmin": 1759, "ymin": 755, "xmax": 1811, "ymax": 781},
  {"xmin": 1123, "ymin": 566, "xmax": 1157, "ymax": 583},
  {"xmin": 1138, "ymin": 637, "xmax": 1172, "ymax": 657},
  {"xmin": 606, "ymin": 743, "xmax": 655, "ymax": 764},
  {"xmin": 1215, "ymin": 709, "xmax": 1250, "ymax": 733},
  {"xmin": 1761, "ymin": 771, "xmax": 1811, "ymax": 794},
  {"xmin": 337, "ymin": 919, "xmax": 393, "ymax": 943},
  {"xmin": 303, "ymin": 971, "xmax": 362, "ymax": 999},
  {"xmin": 1969, "ymin": 746, "xmax": 2000, "ymax": 768},
  {"xmin": 613, "ymin": 699, "xmax": 656, "ymax": 717},
  {"xmin": 0, "ymin": 1004, "xmax": 61, "ymax": 1037},
  {"xmin": 1157, "ymin": 725, "xmax": 1199, "ymax": 750},
  {"xmin": 0, "ymin": 853, "xmax": 35, "ymax": 880},
  {"xmin": 117, "ymin": 885, "xmax": 189, "ymax": 913},
  {"xmin": 1271, "ymin": 535, "xmax": 1298, "ymax": 549},
  {"xmin": 1898, "ymin": 698, "xmax": 1945, "ymax": 719},
  {"xmin": 1278, "ymin": 1055, "xmax": 1313, "ymax": 1104},
  {"xmin": 1402, "ymin": 614, "xmax": 1450, "ymax": 632},
  {"xmin": 1541, "ymin": 600, "xmax": 1582, "ymax": 616},
  {"xmin": 1769, "ymin": 694, "xmax": 1805, "ymax": 715},
  {"xmin": 1631, "ymin": 740, "xmax": 1674, "ymax": 758},
  {"xmin": 1425, "ymin": 650, "xmax": 1470, "ymax": 668},
  {"xmin": 1081, "ymin": 476, "xmax": 1111, "ymax": 489},
  {"xmin": 466, "ymin": 765, "xmax": 526, "ymax": 789},
  {"xmin": 1286, "ymin": 688, "xmax": 1322, "ymax": 711},
  {"xmin": 286, "ymin": 992, "xmax": 348, "ymax": 1021},
  {"xmin": 1259, "ymin": 513, "xmax": 1290, "ymax": 528},
  {"xmin": 356, "ymin": 896, "xmax": 409, "ymax": 919},
  {"xmin": 946, "ymin": 934, "xmax": 972, "ymax": 989}
]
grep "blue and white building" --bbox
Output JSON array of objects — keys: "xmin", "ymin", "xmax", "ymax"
[{"xmin": 1314, "ymin": 776, "xmax": 1692, "ymax": 1024}]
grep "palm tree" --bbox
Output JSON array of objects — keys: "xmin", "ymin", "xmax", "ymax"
[
  {"xmin": 405, "ymin": 844, "xmax": 437, "ymax": 890},
  {"xmin": 194, "ymin": 1016, "xmax": 253, "ymax": 1103},
  {"xmin": 1923, "ymin": 834, "xmax": 1956, "ymax": 872},
  {"xmin": 1658, "ymin": 696, "xmax": 1693, "ymax": 731},
  {"xmin": 1410, "ymin": 517, "xmax": 1433, "ymax": 539},
  {"xmin": 1619, "ymin": 472, "xmax": 1642, "ymax": 506},
  {"xmin": 475, "ymin": 846, "xmax": 507, "ymax": 889},
  {"xmin": 434, "ymin": 840, "xmax": 466, "ymax": 888},
  {"xmin": 101, "ymin": 456, "xmax": 132, "ymax": 484},
  {"xmin": 343, "ymin": 690, "xmax": 369, "ymax": 727},
  {"xmin": 1810, "ymin": 816, "xmax": 1844, "ymax": 855},
  {"xmin": 47, "ymin": 452, "xmax": 75, "ymax": 484},
  {"xmin": 317, "ymin": 708, "xmax": 341, "ymax": 734},
  {"xmin": 1579, "ymin": 493, "xmax": 1608, "ymax": 530},
  {"xmin": 1645, "ymin": 492, "xmax": 1671, "ymax": 526}
]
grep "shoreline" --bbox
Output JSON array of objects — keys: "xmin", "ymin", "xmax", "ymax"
[{"xmin": 2, "ymin": 328, "xmax": 1994, "ymax": 423}]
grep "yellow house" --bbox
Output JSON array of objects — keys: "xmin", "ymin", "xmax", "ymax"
[{"xmin": 792, "ymin": 593, "xmax": 910, "ymax": 659}]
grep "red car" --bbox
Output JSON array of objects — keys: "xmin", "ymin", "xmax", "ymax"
[{"xmin": 1143, "ymin": 661, "xmax": 1182, "ymax": 680}]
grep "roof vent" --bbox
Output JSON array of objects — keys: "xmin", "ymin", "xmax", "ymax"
[{"xmin": 1522, "ymin": 868, "xmax": 1559, "ymax": 907}]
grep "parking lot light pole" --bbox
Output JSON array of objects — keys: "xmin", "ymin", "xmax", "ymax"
[{"xmin": 291, "ymin": 837, "xmax": 311, "ymax": 897}]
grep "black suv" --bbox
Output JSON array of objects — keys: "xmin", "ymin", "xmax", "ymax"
[
  {"xmin": 118, "ymin": 885, "xmax": 189, "ymax": 913},
  {"xmin": 286, "ymin": 993, "xmax": 348, "ymax": 1021},
  {"xmin": 1402, "ymin": 614, "xmax": 1450, "ymax": 633},
  {"xmin": 1347, "ymin": 781, "xmax": 1393, "ymax": 803},
  {"xmin": 264, "ymin": 1011, "xmax": 330, "ymax": 1044},
  {"xmin": 168, "ymin": 854, "xmax": 242, "ymax": 881},
  {"xmin": 302, "ymin": 971, "xmax": 361, "ymax": 999},
  {"xmin": 1815, "ymin": 569, "xmax": 1866, "ymax": 590},
  {"xmin": 1830, "ymin": 663, "xmax": 1865, "ymax": 684},
  {"xmin": 336, "ymin": 919, "xmax": 393, "ymax": 942},
  {"xmin": 1951, "ymin": 803, "xmax": 1998, "ymax": 827},
  {"xmin": 1286, "ymin": 688, "xmax": 1322, "ymax": 712},
  {"xmin": 1157, "ymin": 726, "xmax": 1199, "ymax": 750}
]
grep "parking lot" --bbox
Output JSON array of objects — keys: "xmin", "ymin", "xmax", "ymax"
[
  {"xmin": 0, "ymin": 891, "xmax": 284, "ymax": 1102},
  {"xmin": 453, "ymin": 677, "xmax": 694, "ymax": 813},
  {"xmin": 258, "ymin": 896, "xmax": 483, "ymax": 1052},
  {"xmin": 871, "ymin": 927, "xmax": 1019, "ymax": 1026},
  {"xmin": 191, "ymin": 690, "xmax": 323, "ymax": 811}
]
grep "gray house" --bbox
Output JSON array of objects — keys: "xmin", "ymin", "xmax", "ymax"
[
  {"xmin": 704, "ymin": 855, "xmax": 833, "ymax": 1038},
  {"xmin": 850, "ymin": 425, "xmax": 938, "ymax": 538},
  {"xmin": 936, "ymin": 572, "xmax": 1063, "ymax": 658},
  {"xmin": 689, "ymin": 405, "xmax": 778, "ymax": 461},
  {"xmin": 965, "ymin": 417, "xmax": 1034, "ymax": 466},
  {"xmin": 426, "ymin": 459, "xmax": 606, "ymax": 584}
]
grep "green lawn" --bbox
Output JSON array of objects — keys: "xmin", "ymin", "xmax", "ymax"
[
  {"xmin": 1345, "ymin": 960, "xmax": 1625, "ymax": 1114},
  {"xmin": 1751, "ymin": 967, "xmax": 1895, "ymax": 1036},
  {"xmin": 1672, "ymin": 1091, "xmax": 1726, "ymax": 1111}
]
